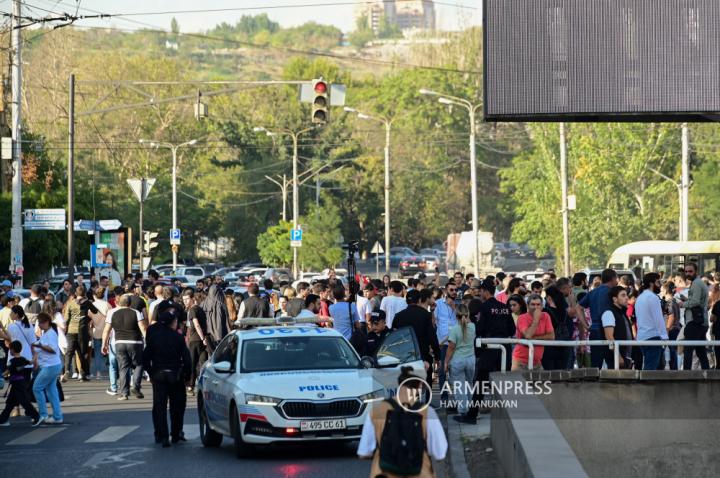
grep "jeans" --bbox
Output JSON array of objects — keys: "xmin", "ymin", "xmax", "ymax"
[
  {"xmin": 115, "ymin": 343, "xmax": 144, "ymax": 397},
  {"xmin": 683, "ymin": 323, "xmax": 710, "ymax": 370},
  {"xmin": 668, "ymin": 328, "xmax": 680, "ymax": 370},
  {"xmin": 448, "ymin": 356, "xmax": 475, "ymax": 414},
  {"xmin": 641, "ymin": 337, "xmax": 663, "ymax": 370},
  {"xmin": 438, "ymin": 344, "xmax": 449, "ymax": 399},
  {"xmin": 32, "ymin": 364, "xmax": 63, "ymax": 420},
  {"xmin": 188, "ymin": 341, "xmax": 208, "ymax": 387},
  {"xmin": 92, "ymin": 338, "xmax": 107, "ymax": 375},
  {"xmin": 590, "ymin": 328, "xmax": 610, "ymax": 368}
]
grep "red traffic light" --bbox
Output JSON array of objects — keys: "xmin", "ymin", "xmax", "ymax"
[{"xmin": 314, "ymin": 81, "xmax": 327, "ymax": 94}]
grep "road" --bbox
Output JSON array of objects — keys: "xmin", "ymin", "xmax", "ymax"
[{"xmin": 0, "ymin": 380, "xmax": 372, "ymax": 478}]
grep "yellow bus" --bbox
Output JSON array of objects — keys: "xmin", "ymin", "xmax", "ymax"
[{"xmin": 607, "ymin": 241, "xmax": 720, "ymax": 278}]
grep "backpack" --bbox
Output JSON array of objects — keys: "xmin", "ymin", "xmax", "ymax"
[
  {"xmin": 378, "ymin": 399, "xmax": 425, "ymax": 476},
  {"xmin": 24, "ymin": 298, "xmax": 42, "ymax": 323}
]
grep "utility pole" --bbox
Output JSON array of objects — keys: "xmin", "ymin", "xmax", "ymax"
[
  {"xmin": 67, "ymin": 74, "xmax": 75, "ymax": 281},
  {"xmin": 265, "ymin": 174, "xmax": 289, "ymax": 221},
  {"xmin": 559, "ymin": 123, "xmax": 571, "ymax": 277},
  {"xmin": 9, "ymin": 0, "xmax": 23, "ymax": 282},
  {"xmin": 681, "ymin": 123, "xmax": 690, "ymax": 242},
  {"xmin": 139, "ymin": 178, "xmax": 145, "ymax": 274}
]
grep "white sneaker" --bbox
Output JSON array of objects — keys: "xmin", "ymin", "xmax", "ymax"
[
  {"xmin": 45, "ymin": 418, "xmax": 64, "ymax": 425},
  {"xmin": 71, "ymin": 373, "xmax": 78, "ymax": 379},
  {"xmin": 32, "ymin": 416, "xmax": 46, "ymax": 427},
  {"xmin": 0, "ymin": 421, "xmax": 9, "ymax": 427}
]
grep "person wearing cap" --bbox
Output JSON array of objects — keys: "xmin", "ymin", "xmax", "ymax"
[
  {"xmin": 363, "ymin": 310, "xmax": 390, "ymax": 357},
  {"xmin": 143, "ymin": 304, "xmax": 191, "ymax": 447}
]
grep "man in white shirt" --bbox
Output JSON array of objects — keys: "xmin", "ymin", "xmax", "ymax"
[
  {"xmin": 18, "ymin": 284, "xmax": 44, "ymax": 315},
  {"xmin": 356, "ymin": 283, "xmax": 376, "ymax": 326},
  {"xmin": 634, "ymin": 273, "xmax": 668, "ymax": 370},
  {"xmin": 296, "ymin": 294, "xmax": 321, "ymax": 320},
  {"xmin": 380, "ymin": 281, "xmax": 407, "ymax": 329}
]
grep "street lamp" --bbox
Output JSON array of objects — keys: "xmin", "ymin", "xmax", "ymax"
[
  {"xmin": 138, "ymin": 138, "xmax": 198, "ymax": 273},
  {"xmin": 254, "ymin": 125, "xmax": 315, "ymax": 278},
  {"xmin": 344, "ymin": 106, "xmax": 394, "ymax": 276},
  {"xmin": 419, "ymin": 88, "xmax": 482, "ymax": 277}
]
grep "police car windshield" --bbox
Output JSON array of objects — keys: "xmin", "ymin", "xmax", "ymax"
[{"xmin": 241, "ymin": 336, "xmax": 360, "ymax": 373}]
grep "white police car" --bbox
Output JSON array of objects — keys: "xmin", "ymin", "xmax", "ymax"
[{"xmin": 196, "ymin": 318, "xmax": 425, "ymax": 458}]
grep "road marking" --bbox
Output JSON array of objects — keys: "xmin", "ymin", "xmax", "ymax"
[
  {"xmin": 183, "ymin": 424, "xmax": 200, "ymax": 440},
  {"xmin": 83, "ymin": 448, "xmax": 148, "ymax": 469},
  {"xmin": 7, "ymin": 427, "xmax": 66, "ymax": 445},
  {"xmin": 85, "ymin": 425, "xmax": 140, "ymax": 443}
]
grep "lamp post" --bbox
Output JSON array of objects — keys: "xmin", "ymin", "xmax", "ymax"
[
  {"xmin": 344, "ymin": 107, "xmax": 394, "ymax": 275},
  {"xmin": 419, "ymin": 89, "xmax": 482, "ymax": 277},
  {"xmin": 139, "ymin": 138, "xmax": 198, "ymax": 272},
  {"xmin": 254, "ymin": 126, "xmax": 315, "ymax": 278}
]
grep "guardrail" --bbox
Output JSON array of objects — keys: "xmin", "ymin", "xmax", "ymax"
[{"xmin": 474, "ymin": 338, "xmax": 720, "ymax": 371}]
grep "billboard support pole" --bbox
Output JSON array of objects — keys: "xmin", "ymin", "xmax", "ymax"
[
  {"xmin": 560, "ymin": 123, "xmax": 571, "ymax": 277},
  {"xmin": 681, "ymin": 124, "xmax": 690, "ymax": 242}
]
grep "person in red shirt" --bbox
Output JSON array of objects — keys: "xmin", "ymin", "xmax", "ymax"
[{"xmin": 512, "ymin": 294, "xmax": 554, "ymax": 370}]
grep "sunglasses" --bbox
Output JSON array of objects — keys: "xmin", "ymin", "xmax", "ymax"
[{"xmin": 447, "ymin": 288, "xmax": 457, "ymax": 292}]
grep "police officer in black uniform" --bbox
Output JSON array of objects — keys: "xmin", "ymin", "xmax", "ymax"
[{"xmin": 142, "ymin": 302, "xmax": 191, "ymax": 447}]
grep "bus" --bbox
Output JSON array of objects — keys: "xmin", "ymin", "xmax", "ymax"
[{"xmin": 607, "ymin": 241, "xmax": 720, "ymax": 278}]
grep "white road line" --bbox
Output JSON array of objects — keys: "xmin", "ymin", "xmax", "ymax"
[
  {"xmin": 85, "ymin": 425, "xmax": 140, "ymax": 443},
  {"xmin": 183, "ymin": 424, "xmax": 200, "ymax": 440},
  {"xmin": 7, "ymin": 427, "xmax": 66, "ymax": 445}
]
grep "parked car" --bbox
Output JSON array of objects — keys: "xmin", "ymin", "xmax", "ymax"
[
  {"xmin": 214, "ymin": 267, "xmax": 240, "ymax": 278},
  {"xmin": 422, "ymin": 255, "xmax": 441, "ymax": 271},
  {"xmin": 398, "ymin": 256, "xmax": 427, "ymax": 277},
  {"xmin": 176, "ymin": 266, "xmax": 207, "ymax": 283}
]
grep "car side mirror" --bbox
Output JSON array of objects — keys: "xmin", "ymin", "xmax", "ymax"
[
  {"xmin": 376, "ymin": 355, "xmax": 401, "ymax": 368},
  {"xmin": 360, "ymin": 356, "xmax": 377, "ymax": 369},
  {"xmin": 213, "ymin": 361, "xmax": 233, "ymax": 374}
]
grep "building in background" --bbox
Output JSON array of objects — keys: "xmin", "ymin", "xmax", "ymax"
[{"xmin": 363, "ymin": 0, "xmax": 436, "ymax": 35}]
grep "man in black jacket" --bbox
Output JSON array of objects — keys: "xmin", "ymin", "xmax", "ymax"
[
  {"xmin": 392, "ymin": 289, "xmax": 441, "ymax": 387},
  {"xmin": 238, "ymin": 283, "xmax": 270, "ymax": 319},
  {"xmin": 456, "ymin": 279, "xmax": 515, "ymax": 424},
  {"xmin": 142, "ymin": 304, "xmax": 191, "ymax": 447}
]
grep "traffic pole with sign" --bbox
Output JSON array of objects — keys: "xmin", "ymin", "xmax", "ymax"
[
  {"xmin": 127, "ymin": 178, "xmax": 155, "ymax": 275},
  {"xmin": 371, "ymin": 241, "xmax": 384, "ymax": 278},
  {"xmin": 170, "ymin": 228, "xmax": 181, "ymax": 272}
]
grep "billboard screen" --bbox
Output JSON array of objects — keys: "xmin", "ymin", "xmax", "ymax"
[{"xmin": 483, "ymin": 0, "xmax": 720, "ymax": 121}]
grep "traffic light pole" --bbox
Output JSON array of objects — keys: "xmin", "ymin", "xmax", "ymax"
[
  {"xmin": 67, "ymin": 74, "xmax": 75, "ymax": 282},
  {"xmin": 139, "ymin": 178, "xmax": 145, "ymax": 275}
]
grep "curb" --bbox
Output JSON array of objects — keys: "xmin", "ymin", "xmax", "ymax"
[{"xmin": 446, "ymin": 413, "xmax": 471, "ymax": 478}]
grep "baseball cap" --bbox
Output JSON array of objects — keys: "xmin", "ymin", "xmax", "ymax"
[
  {"xmin": 5, "ymin": 290, "xmax": 16, "ymax": 298},
  {"xmin": 369, "ymin": 310, "xmax": 387, "ymax": 323},
  {"xmin": 1, "ymin": 279, "xmax": 12, "ymax": 287}
]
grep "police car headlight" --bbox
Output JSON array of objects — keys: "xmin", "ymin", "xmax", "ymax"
[
  {"xmin": 245, "ymin": 394, "xmax": 281, "ymax": 406},
  {"xmin": 359, "ymin": 389, "xmax": 385, "ymax": 404}
]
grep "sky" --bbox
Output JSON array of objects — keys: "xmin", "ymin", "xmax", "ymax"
[{"xmin": 6, "ymin": 0, "xmax": 481, "ymax": 33}]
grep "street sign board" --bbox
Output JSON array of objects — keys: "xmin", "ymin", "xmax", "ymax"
[
  {"xmin": 23, "ymin": 208, "xmax": 65, "ymax": 230},
  {"xmin": 290, "ymin": 228, "xmax": 303, "ymax": 248},
  {"xmin": 74, "ymin": 219, "xmax": 122, "ymax": 231},
  {"xmin": 170, "ymin": 228, "xmax": 181, "ymax": 245},
  {"xmin": 127, "ymin": 178, "xmax": 156, "ymax": 202},
  {"xmin": 371, "ymin": 241, "xmax": 384, "ymax": 255}
]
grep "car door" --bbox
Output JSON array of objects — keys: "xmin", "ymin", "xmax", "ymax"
[
  {"xmin": 205, "ymin": 335, "xmax": 236, "ymax": 433},
  {"xmin": 217, "ymin": 335, "xmax": 240, "ymax": 433},
  {"xmin": 373, "ymin": 327, "xmax": 425, "ymax": 398}
]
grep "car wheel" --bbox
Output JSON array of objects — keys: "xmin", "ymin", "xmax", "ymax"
[
  {"xmin": 230, "ymin": 404, "xmax": 254, "ymax": 459},
  {"xmin": 198, "ymin": 397, "xmax": 223, "ymax": 447}
]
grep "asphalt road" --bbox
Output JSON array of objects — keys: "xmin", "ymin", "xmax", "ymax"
[{"xmin": 0, "ymin": 380, "xmax": 372, "ymax": 478}]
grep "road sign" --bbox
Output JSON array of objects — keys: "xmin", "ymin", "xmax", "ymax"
[
  {"xmin": 127, "ymin": 178, "xmax": 156, "ymax": 202},
  {"xmin": 170, "ymin": 228, "xmax": 181, "ymax": 245},
  {"xmin": 371, "ymin": 241, "xmax": 384, "ymax": 255},
  {"xmin": 290, "ymin": 228, "xmax": 303, "ymax": 248},
  {"xmin": 23, "ymin": 208, "xmax": 65, "ymax": 230},
  {"xmin": 74, "ymin": 219, "xmax": 122, "ymax": 232}
]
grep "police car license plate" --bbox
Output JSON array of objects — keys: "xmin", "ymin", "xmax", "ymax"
[{"xmin": 300, "ymin": 419, "xmax": 346, "ymax": 431}]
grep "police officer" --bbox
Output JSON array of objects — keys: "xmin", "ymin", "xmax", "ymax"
[{"xmin": 142, "ymin": 302, "xmax": 191, "ymax": 447}]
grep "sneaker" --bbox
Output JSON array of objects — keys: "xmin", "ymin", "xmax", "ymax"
[
  {"xmin": 0, "ymin": 421, "xmax": 9, "ymax": 427},
  {"xmin": 32, "ymin": 416, "xmax": 47, "ymax": 427},
  {"xmin": 71, "ymin": 373, "xmax": 78, "ymax": 379},
  {"xmin": 132, "ymin": 390, "xmax": 144, "ymax": 399},
  {"xmin": 60, "ymin": 373, "xmax": 69, "ymax": 383},
  {"xmin": 45, "ymin": 418, "xmax": 63, "ymax": 425},
  {"xmin": 80, "ymin": 376, "xmax": 90, "ymax": 382},
  {"xmin": 117, "ymin": 395, "xmax": 129, "ymax": 401},
  {"xmin": 106, "ymin": 388, "xmax": 118, "ymax": 396}
]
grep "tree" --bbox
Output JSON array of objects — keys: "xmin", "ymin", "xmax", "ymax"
[
  {"xmin": 170, "ymin": 17, "xmax": 179, "ymax": 35},
  {"xmin": 257, "ymin": 221, "xmax": 293, "ymax": 267},
  {"xmin": 298, "ymin": 203, "xmax": 344, "ymax": 270}
]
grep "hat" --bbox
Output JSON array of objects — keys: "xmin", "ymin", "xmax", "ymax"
[
  {"xmin": 369, "ymin": 310, "xmax": 387, "ymax": 323},
  {"xmin": 5, "ymin": 290, "xmax": 16, "ymax": 298},
  {"xmin": 1, "ymin": 279, "xmax": 12, "ymax": 287}
]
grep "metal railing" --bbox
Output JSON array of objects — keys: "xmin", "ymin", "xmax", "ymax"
[{"xmin": 475, "ymin": 338, "xmax": 720, "ymax": 371}]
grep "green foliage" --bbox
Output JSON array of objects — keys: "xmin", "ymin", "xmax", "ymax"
[
  {"xmin": 257, "ymin": 221, "xmax": 293, "ymax": 267},
  {"xmin": 298, "ymin": 203, "xmax": 344, "ymax": 270},
  {"xmin": 170, "ymin": 17, "xmax": 179, "ymax": 35}
]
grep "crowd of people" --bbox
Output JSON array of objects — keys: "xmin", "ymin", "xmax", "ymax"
[{"xmin": 1, "ymin": 262, "xmax": 719, "ymax": 432}]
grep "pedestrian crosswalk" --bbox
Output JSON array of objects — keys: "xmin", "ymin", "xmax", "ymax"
[{"xmin": 1, "ymin": 423, "xmax": 201, "ymax": 446}]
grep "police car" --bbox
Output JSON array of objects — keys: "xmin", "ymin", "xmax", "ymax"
[{"xmin": 196, "ymin": 317, "xmax": 425, "ymax": 458}]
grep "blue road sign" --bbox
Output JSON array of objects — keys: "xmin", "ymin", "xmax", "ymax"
[
  {"xmin": 290, "ymin": 229, "xmax": 303, "ymax": 241},
  {"xmin": 170, "ymin": 229, "xmax": 181, "ymax": 240}
]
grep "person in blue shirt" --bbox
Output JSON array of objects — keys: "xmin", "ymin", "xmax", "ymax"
[
  {"xmin": 328, "ymin": 285, "xmax": 361, "ymax": 341},
  {"xmin": 578, "ymin": 269, "xmax": 618, "ymax": 368}
]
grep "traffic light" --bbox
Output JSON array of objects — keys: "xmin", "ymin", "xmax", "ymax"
[
  {"xmin": 143, "ymin": 231, "xmax": 159, "ymax": 255},
  {"xmin": 311, "ymin": 78, "xmax": 328, "ymax": 124}
]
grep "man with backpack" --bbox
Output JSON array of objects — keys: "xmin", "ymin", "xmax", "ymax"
[
  {"xmin": 19, "ymin": 284, "xmax": 44, "ymax": 324},
  {"xmin": 357, "ymin": 366, "xmax": 447, "ymax": 478}
]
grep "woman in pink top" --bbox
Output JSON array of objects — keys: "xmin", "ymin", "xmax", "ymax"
[{"xmin": 512, "ymin": 294, "xmax": 554, "ymax": 370}]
